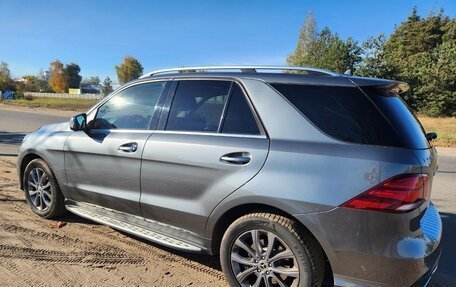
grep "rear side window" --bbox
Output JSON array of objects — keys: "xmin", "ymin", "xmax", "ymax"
[
  {"xmin": 271, "ymin": 84, "xmax": 405, "ymax": 147},
  {"xmin": 166, "ymin": 80, "xmax": 231, "ymax": 132},
  {"xmin": 222, "ymin": 84, "xmax": 260, "ymax": 135},
  {"xmin": 363, "ymin": 87, "xmax": 429, "ymax": 149}
]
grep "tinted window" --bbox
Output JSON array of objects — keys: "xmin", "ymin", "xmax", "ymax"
[
  {"xmin": 364, "ymin": 87, "xmax": 429, "ymax": 149},
  {"xmin": 166, "ymin": 81, "xmax": 231, "ymax": 132},
  {"xmin": 222, "ymin": 84, "xmax": 260, "ymax": 135},
  {"xmin": 92, "ymin": 82, "xmax": 165, "ymax": 130},
  {"xmin": 271, "ymin": 84, "xmax": 404, "ymax": 147}
]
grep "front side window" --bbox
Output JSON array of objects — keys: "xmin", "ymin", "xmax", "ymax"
[
  {"xmin": 166, "ymin": 80, "xmax": 231, "ymax": 132},
  {"xmin": 92, "ymin": 82, "xmax": 165, "ymax": 130}
]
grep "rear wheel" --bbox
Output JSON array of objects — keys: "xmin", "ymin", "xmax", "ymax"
[
  {"xmin": 23, "ymin": 159, "xmax": 66, "ymax": 219},
  {"xmin": 220, "ymin": 213, "xmax": 324, "ymax": 287}
]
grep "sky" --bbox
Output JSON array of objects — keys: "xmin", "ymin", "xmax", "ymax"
[{"xmin": 0, "ymin": 0, "xmax": 454, "ymax": 83}]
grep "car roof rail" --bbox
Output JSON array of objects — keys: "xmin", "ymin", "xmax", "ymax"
[{"xmin": 139, "ymin": 65, "xmax": 339, "ymax": 79}]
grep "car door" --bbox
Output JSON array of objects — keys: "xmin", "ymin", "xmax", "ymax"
[
  {"xmin": 64, "ymin": 80, "xmax": 169, "ymax": 216},
  {"xmin": 140, "ymin": 79, "xmax": 269, "ymax": 235}
]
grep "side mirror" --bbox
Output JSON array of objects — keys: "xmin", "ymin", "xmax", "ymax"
[
  {"xmin": 426, "ymin": 132, "xmax": 437, "ymax": 141},
  {"xmin": 70, "ymin": 113, "xmax": 87, "ymax": 131}
]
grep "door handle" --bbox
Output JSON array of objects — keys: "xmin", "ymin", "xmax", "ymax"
[
  {"xmin": 220, "ymin": 152, "xmax": 251, "ymax": 165},
  {"xmin": 118, "ymin": 142, "xmax": 138, "ymax": 153}
]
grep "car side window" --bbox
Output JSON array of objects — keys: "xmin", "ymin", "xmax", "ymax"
[
  {"xmin": 166, "ymin": 80, "xmax": 231, "ymax": 132},
  {"xmin": 91, "ymin": 82, "xmax": 165, "ymax": 130},
  {"xmin": 221, "ymin": 84, "xmax": 260, "ymax": 135}
]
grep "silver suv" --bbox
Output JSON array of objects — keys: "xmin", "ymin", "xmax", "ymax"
[{"xmin": 18, "ymin": 66, "xmax": 441, "ymax": 286}]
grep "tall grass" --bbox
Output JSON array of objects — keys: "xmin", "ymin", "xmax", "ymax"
[{"xmin": 418, "ymin": 117, "xmax": 456, "ymax": 147}]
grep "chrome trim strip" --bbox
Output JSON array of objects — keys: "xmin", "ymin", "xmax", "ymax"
[{"xmin": 140, "ymin": 65, "xmax": 339, "ymax": 78}]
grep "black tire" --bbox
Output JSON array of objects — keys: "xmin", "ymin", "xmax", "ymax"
[
  {"xmin": 220, "ymin": 213, "xmax": 325, "ymax": 287},
  {"xmin": 23, "ymin": 158, "xmax": 66, "ymax": 219}
]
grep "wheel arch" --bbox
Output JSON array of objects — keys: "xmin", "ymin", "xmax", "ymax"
[
  {"xmin": 19, "ymin": 153, "xmax": 43, "ymax": 190},
  {"xmin": 208, "ymin": 202, "xmax": 334, "ymax": 284}
]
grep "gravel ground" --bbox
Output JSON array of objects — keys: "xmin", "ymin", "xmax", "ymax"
[{"xmin": 0, "ymin": 157, "xmax": 227, "ymax": 287}]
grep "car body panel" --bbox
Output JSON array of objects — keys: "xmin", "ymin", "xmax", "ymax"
[
  {"xmin": 64, "ymin": 129, "xmax": 153, "ymax": 216},
  {"xmin": 18, "ymin": 122, "xmax": 71, "ymax": 196},
  {"xmin": 140, "ymin": 129, "xmax": 269, "ymax": 237}
]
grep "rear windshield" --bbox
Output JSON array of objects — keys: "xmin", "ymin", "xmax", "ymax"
[{"xmin": 271, "ymin": 83, "xmax": 429, "ymax": 149}]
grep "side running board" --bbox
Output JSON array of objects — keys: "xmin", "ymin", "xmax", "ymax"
[{"xmin": 66, "ymin": 204, "xmax": 202, "ymax": 252}]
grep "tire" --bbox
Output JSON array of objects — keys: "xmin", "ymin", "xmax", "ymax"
[
  {"xmin": 220, "ymin": 213, "xmax": 325, "ymax": 287},
  {"xmin": 23, "ymin": 158, "xmax": 66, "ymax": 219}
]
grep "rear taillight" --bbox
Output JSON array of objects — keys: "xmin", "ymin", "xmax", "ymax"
[{"xmin": 342, "ymin": 174, "xmax": 430, "ymax": 213}]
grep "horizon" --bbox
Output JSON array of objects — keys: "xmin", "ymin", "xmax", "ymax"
[{"xmin": 1, "ymin": 0, "xmax": 454, "ymax": 84}]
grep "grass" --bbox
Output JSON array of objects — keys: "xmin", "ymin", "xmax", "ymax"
[
  {"xmin": 1, "ymin": 97, "xmax": 98, "ymax": 112},
  {"xmin": 418, "ymin": 116, "xmax": 456, "ymax": 147}
]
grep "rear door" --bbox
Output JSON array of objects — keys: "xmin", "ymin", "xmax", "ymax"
[
  {"xmin": 140, "ymin": 79, "xmax": 269, "ymax": 234},
  {"xmin": 64, "ymin": 80, "xmax": 169, "ymax": 216}
]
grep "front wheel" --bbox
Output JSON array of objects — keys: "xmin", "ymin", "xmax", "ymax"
[
  {"xmin": 23, "ymin": 158, "xmax": 66, "ymax": 219},
  {"xmin": 220, "ymin": 213, "xmax": 325, "ymax": 287}
]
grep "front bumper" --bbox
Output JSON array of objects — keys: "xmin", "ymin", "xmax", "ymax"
[{"xmin": 295, "ymin": 202, "xmax": 442, "ymax": 287}]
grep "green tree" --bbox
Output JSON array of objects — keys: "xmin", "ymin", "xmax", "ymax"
[
  {"xmin": 49, "ymin": 60, "xmax": 68, "ymax": 93},
  {"xmin": 102, "ymin": 76, "xmax": 113, "ymax": 96},
  {"xmin": 287, "ymin": 13, "xmax": 362, "ymax": 74},
  {"xmin": 383, "ymin": 8, "xmax": 455, "ymax": 115},
  {"xmin": 81, "ymin": 76, "xmax": 101, "ymax": 86},
  {"xmin": 355, "ymin": 34, "xmax": 395, "ymax": 78},
  {"xmin": 115, "ymin": 56, "xmax": 143, "ymax": 84},
  {"xmin": 0, "ymin": 61, "xmax": 14, "ymax": 92},
  {"xmin": 65, "ymin": 63, "xmax": 82, "ymax": 89}
]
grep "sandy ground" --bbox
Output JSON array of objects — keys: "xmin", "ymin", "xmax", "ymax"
[{"xmin": 0, "ymin": 157, "xmax": 227, "ymax": 287}]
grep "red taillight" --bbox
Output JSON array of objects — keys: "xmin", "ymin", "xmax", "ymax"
[{"xmin": 342, "ymin": 174, "xmax": 430, "ymax": 213}]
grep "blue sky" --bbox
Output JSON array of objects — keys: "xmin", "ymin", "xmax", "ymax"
[{"xmin": 0, "ymin": 0, "xmax": 454, "ymax": 83}]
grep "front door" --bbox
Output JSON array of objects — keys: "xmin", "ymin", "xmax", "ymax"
[
  {"xmin": 64, "ymin": 80, "xmax": 169, "ymax": 216},
  {"xmin": 140, "ymin": 80, "xmax": 269, "ymax": 234}
]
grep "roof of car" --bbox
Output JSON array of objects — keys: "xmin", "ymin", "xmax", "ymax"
[{"xmin": 132, "ymin": 66, "xmax": 409, "ymax": 93}]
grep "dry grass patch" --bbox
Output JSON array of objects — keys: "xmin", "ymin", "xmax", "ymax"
[{"xmin": 418, "ymin": 116, "xmax": 456, "ymax": 147}]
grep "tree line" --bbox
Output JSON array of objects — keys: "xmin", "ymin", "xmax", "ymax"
[
  {"xmin": 0, "ymin": 56, "xmax": 143, "ymax": 96},
  {"xmin": 288, "ymin": 8, "xmax": 455, "ymax": 116}
]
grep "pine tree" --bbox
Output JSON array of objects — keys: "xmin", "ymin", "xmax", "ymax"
[{"xmin": 287, "ymin": 13, "xmax": 362, "ymax": 74}]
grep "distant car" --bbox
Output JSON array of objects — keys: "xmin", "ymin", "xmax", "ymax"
[{"xmin": 18, "ymin": 66, "xmax": 441, "ymax": 287}]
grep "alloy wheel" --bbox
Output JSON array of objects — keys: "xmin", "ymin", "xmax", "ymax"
[
  {"xmin": 27, "ymin": 167, "xmax": 53, "ymax": 212},
  {"xmin": 230, "ymin": 229, "xmax": 299, "ymax": 287}
]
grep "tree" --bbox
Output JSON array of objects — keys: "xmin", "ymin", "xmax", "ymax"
[
  {"xmin": 0, "ymin": 61, "xmax": 14, "ymax": 92},
  {"xmin": 81, "ymin": 76, "xmax": 101, "ymax": 86},
  {"xmin": 355, "ymin": 34, "xmax": 395, "ymax": 78},
  {"xmin": 382, "ymin": 8, "xmax": 455, "ymax": 115},
  {"xmin": 102, "ymin": 76, "xmax": 113, "ymax": 96},
  {"xmin": 287, "ymin": 14, "xmax": 362, "ymax": 74},
  {"xmin": 49, "ymin": 60, "xmax": 68, "ymax": 93},
  {"xmin": 115, "ymin": 56, "xmax": 143, "ymax": 84},
  {"xmin": 65, "ymin": 63, "xmax": 82, "ymax": 89}
]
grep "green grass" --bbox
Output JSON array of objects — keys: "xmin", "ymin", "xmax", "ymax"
[
  {"xmin": 418, "ymin": 116, "xmax": 456, "ymax": 147},
  {"xmin": 1, "ymin": 97, "xmax": 98, "ymax": 112}
]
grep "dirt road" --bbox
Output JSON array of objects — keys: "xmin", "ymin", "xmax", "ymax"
[{"xmin": 0, "ymin": 157, "xmax": 227, "ymax": 287}]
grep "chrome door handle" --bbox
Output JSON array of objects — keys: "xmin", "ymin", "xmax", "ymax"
[
  {"xmin": 118, "ymin": 142, "xmax": 138, "ymax": 153},
  {"xmin": 220, "ymin": 152, "xmax": 251, "ymax": 165}
]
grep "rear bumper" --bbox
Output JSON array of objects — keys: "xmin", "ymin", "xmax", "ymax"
[{"xmin": 295, "ymin": 202, "xmax": 442, "ymax": 287}]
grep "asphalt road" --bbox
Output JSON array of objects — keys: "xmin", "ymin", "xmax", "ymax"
[{"xmin": 0, "ymin": 106, "xmax": 455, "ymax": 285}]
